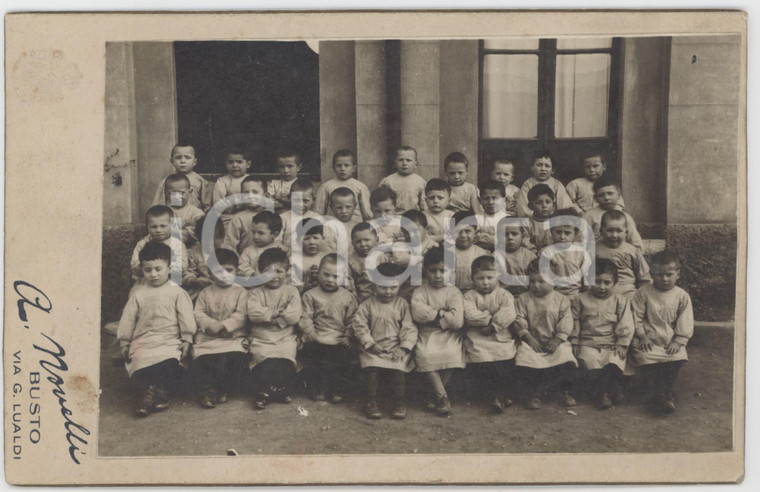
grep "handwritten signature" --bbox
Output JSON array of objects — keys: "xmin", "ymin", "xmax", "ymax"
[{"xmin": 14, "ymin": 281, "xmax": 91, "ymax": 465}]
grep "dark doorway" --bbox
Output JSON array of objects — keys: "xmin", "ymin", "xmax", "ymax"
[{"xmin": 174, "ymin": 41, "xmax": 320, "ymax": 177}]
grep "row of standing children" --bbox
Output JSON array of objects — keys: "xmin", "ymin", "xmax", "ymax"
[{"xmin": 116, "ymin": 142, "xmax": 693, "ymax": 418}]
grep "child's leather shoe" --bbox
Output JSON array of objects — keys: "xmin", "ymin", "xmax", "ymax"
[{"xmin": 365, "ymin": 399, "xmax": 382, "ymax": 419}]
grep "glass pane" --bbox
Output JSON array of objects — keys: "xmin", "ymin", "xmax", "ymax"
[
  {"xmin": 483, "ymin": 38, "xmax": 540, "ymax": 50},
  {"xmin": 483, "ymin": 55, "xmax": 538, "ymax": 139},
  {"xmin": 556, "ymin": 37, "xmax": 613, "ymax": 50},
  {"xmin": 554, "ymin": 54, "xmax": 610, "ymax": 138}
]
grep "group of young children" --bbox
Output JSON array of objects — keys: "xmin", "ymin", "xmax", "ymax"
[{"xmin": 116, "ymin": 142, "xmax": 694, "ymax": 420}]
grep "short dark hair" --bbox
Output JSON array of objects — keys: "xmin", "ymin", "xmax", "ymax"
[
  {"xmin": 241, "ymin": 175, "xmax": 267, "ymax": 190},
  {"xmin": 444, "ymin": 151, "xmax": 469, "ymax": 169},
  {"xmin": 145, "ymin": 205, "xmax": 173, "ymax": 222},
  {"xmin": 595, "ymin": 258, "xmax": 619, "ymax": 283},
  {"xmin": 171, "ymin": 143, "xmax": 196, "ymax": 157},
  {"xmin": 601, "ymin": 210, "xmax": 627, "ymax": 229},
  {"xmin": 275, "ymin": 147, "xmax": 302, "ymax": 165},
  {"xmin": 351, "ymin": 221, "xmax": 376, "ymax": 240},
  {"xmin": 252, "ymin": 210, "xmax": 283, "ymax": 235},
  {"xmin": 193, "ymin": 216, "xmax": 225, "ymax": 246},
  {"xmin": 651, "ymin": 250, "xmax": 681, "ymax": 269},
  {"xmin": 526, "ymin": 258, "xmax": 542, "ymax": 276},
  {"xmin": 164, "ymin": 173, "xmax": 191, "ymax": 192},
  {"xmin": 320, "ymin": 253, "xmax": 338, "ymax": 269},
  {"xmin": 582, "ymin": 150, "xmax": 606, "ymax": 165},
  {"xmin": 370, "ymin": 186, "xmax": 397, "ymax": 207},
  {"xmin": 375, "ymin": 262, "xmax": 405, "ymax": 279},
  {"xmin": 527, "ymin": 183, "xmax": 555, "ymax": 203},
  {"xmin": 492, "ymin": 158, "xmax": 514, "ymax": 168},
  {"xmin": 329, "ymin": 187, "xmax": 356, "ymax": 204},
  {"xmin": 480, "ymin": 179, "xmax": 506, "ymax": 197},
  {"xmin": 332, "ymin": 149, "xmax": 356, "ymax": 166},
  {"xmin": 471, "ymin": 255, "xmax": 496, "ymax": 275},
  {"xmin": 298, "ymin": 217, "xmax": 323, "ymax": 238},
  {"xmin": 533, "ymin": 149, "xmax": 552, "ymax": 162},
  {"xmin": 194, "ymin": 216, "xmax": 206, "ymax": 243},
  {"xmin": 553, "ymin": 208, "xmax": 581, "ymax": 219},
  {"xmin": 224, "ymin": 147, "xmax": 250, "ymax": 161},
  {"xmin": 397, "ymin": 145, "xmax": 418, "ymax": 160},
  {"xmin": 216, "ymin": 248, "xmax": 240, "ymax": 268},
  {"xmin": 452, "ymin": 210, "xmax": 476, "ymax": 227},
  {"xmin": 423, "ymin": 247, "xmax": 445, "ymax": 270},
  {"xmin": 425, "ymin": 178, "xmax": 451, "ymax": 195},
  {"xmin": 593, "ymin": 175, "xmax": 621, "ymax": 193},
  {"xmin": 139, "ymin": 241, "xmax": 172, "ymax": 264},
  {"xmin": 258, "ymin": 247, "xmax": 289, "ymax": 272},
  {"xmin": 402, "ymin": 209, "xmax": 428, "ymax": 228},
  {"xmin": 289, "ymin": 177, "xmax": 314, "ymax": 195}
]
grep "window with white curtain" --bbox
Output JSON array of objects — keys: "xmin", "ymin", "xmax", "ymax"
[
  {"xmin": 479, "ymin": 37, "xmax": 620, "ymax": 184},
  {"xmin": 554, "ymin": 53, "xmax": 611, "ymax": 138},
  {"xmin": 483, "ymin": 55, "xmax": 538, "ymax": 138},
  {"xmin": 480, "ymin": 37, "xmax": 615, "ymax": 140}
]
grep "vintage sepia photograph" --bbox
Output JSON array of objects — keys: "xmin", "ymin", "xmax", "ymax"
[
  {"xmin": 99, "ymin": 34, "xmax": 740, "ymax": 458},
  {"xmin": 3, "ymin": 9, "xmax": 747, "ymax": 486}
]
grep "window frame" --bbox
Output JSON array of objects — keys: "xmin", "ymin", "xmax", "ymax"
[{"xmin": 478, "ymin": 38, "xmax": 622, "ymax": 182}]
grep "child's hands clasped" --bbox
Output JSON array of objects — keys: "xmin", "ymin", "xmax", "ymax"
[
  {"xmin": 367, "ymin": 344, "xmax": 385, "ymax": 356},
  {"xmin": 543, "ymin": 337, "xmax": 562, "ymax": 354},
  {"xmin": 637, "ymin": 335, "xmax": 653, "ymax": 352},
  {"xmin": 180, "ymin": 341, "xmax": 192, "ymax": 360},
  {"xmin": 523, "ymin": 334, "xmax": 544, "ymax": 353},
  {"xmin": 666, "ymin": 339, "xmax": 684, "ymax": 355},
  {"xmin": 613, "ymin": 345, "xmax": 628, "ymax": 359},
  {"xmin": 120, "ymin": 345, "xmax": 131, "ymax": 362},
  {"xmin": 390, "ymin": 347, "xmax": 409, "ymax": 362},
  {"xmin": 480, "ymin": 325, "xmax": 495, "ymax": 336},
  {"xmin": 572, "ymin": 344, "xmax": 581, "ymax": 357}
]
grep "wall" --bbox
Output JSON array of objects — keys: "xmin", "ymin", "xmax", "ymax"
[
  {"xmin": 103, "ymin": 42, "xmax": 178, "ymax": 226},
  {"xmin": 399, "ymin": 41, "xmax": 441, "ymax": 181},
  {"xmin": 355, "ymin": 41, "xmax": 388, "ymax": 188},
  {"xmin": 439, "ymin": 40, "xmax": 480, "ymax": 185},
  {"xmin": 665, "ymin": 35, "xmax": 741, "ymax": 321},
  {"xmin": 103, "ymin": 43, "xmax": 139, "ymax": 225},
  {"xmin": 319, "ymin": 41, "xmax": 357, "ymax": 183},
  {"xmin": 319, "ymin": 39, "xmax": 480, "ymax": 190},
  {"xmin": 619, "ymin": 37, "xmax": 670, "ymax": 234},
  {"xmin": 667, "ymin": 35, "xmax": 740, "ymax": 224},
  {"xmin": 133, "ymin": 43, "xmax": 179, "ymax": 220}
]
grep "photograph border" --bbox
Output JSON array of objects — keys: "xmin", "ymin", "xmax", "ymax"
[{"xmin": 4, "ymin": 9, "xmax": 746, "ymax": 485}]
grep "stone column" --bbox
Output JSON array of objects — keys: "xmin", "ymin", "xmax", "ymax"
[
  {"xmin": 133, "ymin": 42, "xmax": 178, "ymax": 220},
  {"xmin": 104, "ymin": 42, "xmax": 139, "ymax": 225},
  {"xmin": 318, "ymin": 41, "xmax": 357, "ymax": 185},
  {"xmin": 354, "ymin": 41, "xmax": 388, "ymax": 190},
  {"xmin": 400, "ymin": 41, "xmax": 440, "ymax": 181},
  {"xmin": 439, "ymin": 40, "xmax": 480, "ymax": 185},
  {"xmin": 619, "ymin": 37, "xmax": 670, "ymax": 232}
]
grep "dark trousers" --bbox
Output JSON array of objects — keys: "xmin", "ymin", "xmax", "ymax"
[
  {"xmin": 639, "ymin": 360, "xmax": 685, "ymax": 398},
  {"xmin": 469, "ymin": 359, "xmax": 515, "ymax": 401},
  {"xmin": 251, "ymin": 358, "xmax": 296, "ymax": 399},
  {"xmin": 132, "ymin": 358, "xmax": 182, "ymax": 395},
  {"xmin": 517, "ymin": 362, "xmax": 576, "ymax": 397},
  {"xmin": 365, "ymin": 367, "xmax": 405, "ymax": 401},
  {"xmin": 584, "ymin": 364, "xmax": 623, "ymax": 396},
  {"xmin": 300, "ymin": 342, "xmax": 351, "ymax": 395},
  {"xmin": 192, "ymin": 352, "xmax": 248, "ymax": 395}
]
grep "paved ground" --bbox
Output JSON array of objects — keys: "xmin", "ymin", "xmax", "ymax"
[{"xmin": 98, "ymin": 333, "xmax": 734, "ymax": 457}]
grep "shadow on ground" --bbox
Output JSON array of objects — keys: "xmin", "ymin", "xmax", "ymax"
[{"xmin": 98, "ymin": 337, "xmax": 733, "ymax": 456}]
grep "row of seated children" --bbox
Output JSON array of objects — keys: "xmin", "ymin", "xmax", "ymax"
[
  {"xmin": 119, "ymin": 233, "xmax": 692, "ymax": 419},
  {"xmin": 119, "ymin": 141, "xmax": 680, "ymax": 415},
  {"xmin": 144, "ymin": 142, "xmax": 643, "ymax": 309},
  {"xmin": 150, "ymin": 141, "xmax": 634, "ymax": 248}
]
